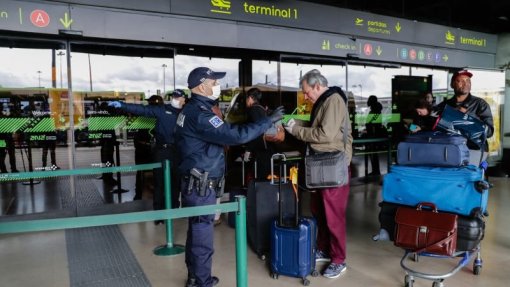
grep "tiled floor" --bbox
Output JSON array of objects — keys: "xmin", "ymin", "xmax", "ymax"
[
  {"xmin": 1, "ymin": 173, "xmax": 509, "ymax": 287},
  {"xmin": 0, "ymin": 145, "xmax": 508, "ymax": 286}
]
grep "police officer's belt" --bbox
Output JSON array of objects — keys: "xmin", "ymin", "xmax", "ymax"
[{"xmin": 183, "ymin": 175, "xmax": 220, "ymax": 187}]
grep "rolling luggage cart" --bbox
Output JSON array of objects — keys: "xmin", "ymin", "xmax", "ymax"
[
  {"xmin": 397, "ymin": 167, "xmax": 489, "ymax": 287},
  {"xmin": 376, "ymin": 127, "xmax": 490, "ymax": 287},
  {"xmin": 401, "ymin": 247, "xmax": 482, "ymax": 287}
]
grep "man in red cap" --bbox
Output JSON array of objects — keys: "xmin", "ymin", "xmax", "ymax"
[{"xmin": 436, "ymin": 70, "xmax": 494, "ymax": 164}]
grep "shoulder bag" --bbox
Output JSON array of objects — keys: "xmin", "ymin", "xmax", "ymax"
[{"xmin": 304, "ymin": 99, "xmax": 349, "ymax": 189}]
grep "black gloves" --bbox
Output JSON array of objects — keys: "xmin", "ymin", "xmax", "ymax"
[{"xmin": 268, "ymin": 106, "xmax": 285, "ymax": 123}]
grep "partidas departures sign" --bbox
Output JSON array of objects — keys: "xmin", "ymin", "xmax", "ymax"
[{"xmin": 170, "ymin": 0, "xmax": 497, "ymax": 54}]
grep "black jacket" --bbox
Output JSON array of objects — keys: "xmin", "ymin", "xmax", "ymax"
[{"xmin": 436, "ymin": 93, "xmax": 494, "ymax": 139}]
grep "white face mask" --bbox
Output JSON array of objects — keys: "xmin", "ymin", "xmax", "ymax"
[
  {"xmin": 207, "ymin": 84, "xmax": 221, "ymax": 100},
  {"xmin": 170, "ymin": 98, "xmax": 182, "ymax": 109}
]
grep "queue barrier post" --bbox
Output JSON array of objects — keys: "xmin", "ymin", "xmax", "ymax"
[
  {"xmin": 153, "ymin": 160, "xmax": 185, "ymax": 256},
  {"xmin": 234, "ymin": 195, "xmax": 248, "ymax": 287}
]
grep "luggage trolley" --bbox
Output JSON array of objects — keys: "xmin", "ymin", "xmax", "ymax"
[
  {"xmin": 374, "ymin": 126, "xmax": 490, "ymax": 287},
  {"xmin": 398, "ymin": 166, "xmax": 489, "ymax": 287},
  {"xmin": 401, "ymin": 247, "xmax": 482, "ymax": 287}
]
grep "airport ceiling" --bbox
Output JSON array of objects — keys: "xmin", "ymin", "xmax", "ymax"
[{"xmin": 305, "ymin": 0, "xmax": 510, "ymax": 34}]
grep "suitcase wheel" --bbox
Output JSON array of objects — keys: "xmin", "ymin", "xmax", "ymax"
[
  {"xmin": 475, "ymin": 180, "xmax": 490, "ymax": 192},
  {"xmin": 270, "ymin": 272, "xmax": 278, "ymax": 279},
  {"xmin": 302, "ymin": 278, "xmax": 310, "ymax": 286},
  {"xmin": 311, "ymin": 270, "xmax": 320, "ymax": 277},
  {"xmin": 473, "ymin": 258, "xmax": 482, "ymax": 275},
  {"xmin": 404, "ymin": 275, "xmax": 414, "ymax": 287}
]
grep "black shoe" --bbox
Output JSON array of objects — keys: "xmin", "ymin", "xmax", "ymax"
[
  {"xmin": 154, "ymin": 220, "xmax": 165, "ymax": 225},
  {"xmin": 186, "ymin": 276, "xmax": 219, "ymax": 287},
  {"xmin": 11, "ymin": 169, "xmax": 19, "ymax": 173},
  {"xmin": 133, "ymin": 194, "xmax": 142, "ymax": 200}
]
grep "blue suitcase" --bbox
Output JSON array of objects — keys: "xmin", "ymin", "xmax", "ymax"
[
  {"xmin": 269, "ymin": 155, "xmax": 318, "ymax": 285},
  {"xmin": 270, "ymin": 217, "xmax": 318, "ymax": 285},
  {"xmin": 382, "ymin": 165, "xmax": 488, "ymax": 216},
  {"xmin": 397, "ymin": 131, "xmax": 470, "ymax": 167}
]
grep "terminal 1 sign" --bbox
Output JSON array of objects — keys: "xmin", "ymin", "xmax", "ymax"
[
  {"xmin": 0, "ymin": 0, "xmax": 497, "ymax": 68},
  {"xmin": 171, "ymin": 0, "xmax": 497, "ymax": 54}
]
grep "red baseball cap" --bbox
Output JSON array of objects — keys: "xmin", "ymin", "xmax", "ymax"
[{"xmin": 452, "ymin": 70, "xmax": 473, "ymax": 80}]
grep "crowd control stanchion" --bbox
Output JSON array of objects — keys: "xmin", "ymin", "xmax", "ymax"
[
  {"xmin": 110, "ymin": 141, "xmax": 128, "ymax": 201},
  {"xmin": 234, "ymin": 195, "xmax": 248, "ymax": 287},
  {"xmin": 22, "ymin": 139, "xmax": 41, "ymax": 186},
  {"xmin": 153, "ymin": 160, "xmax": 185, "ymax": 256}
]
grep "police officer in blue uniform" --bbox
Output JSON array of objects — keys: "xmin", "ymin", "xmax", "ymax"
[
  {"xmin": 176, "ymin": 67, "xmax": 284, "ymax": 287},
  {"xmin": 109, "ymin": 90, "xmax": 187, "ymax": 219}
]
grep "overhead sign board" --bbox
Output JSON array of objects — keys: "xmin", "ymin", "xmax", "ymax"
[
  {"xmin": 170, "ymin": 0, "xmax": 497, "ymax": 54},
  {"xmin": 0, "ymin": 0, "xmax": 70, "ymax": 34},
  {"xmin": 0, "ymin": 0, "xmax": 497, "ymax": 69},
  {"xmin": 237, "ymin": 25, "xmax": 495, "ymax": 68}
]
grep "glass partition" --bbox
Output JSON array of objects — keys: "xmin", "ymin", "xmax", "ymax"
[
  {"xmin": 347, "ymin": 64, "xmax": 409, "ymax": 138},
  {"xmin": 69, "ymin": 44, "xmax": 175, "ymax": 209},
  {"xmin": 411, "ymin": 67, "xmax": 449, "ymax": 104},
  {"xmin": 0, "ymin": 45, "xmax": 72, "ymax": 218},
  {"xmin": 175, "ymin": 54, "xmax": 240, "ymax": 116},
  {"xmin": 279, "ymin": 59, "xmax": 347, "ymax": 120}
]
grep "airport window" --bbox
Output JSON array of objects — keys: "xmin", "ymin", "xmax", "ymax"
[
  {"xmin": 1, "ymin": 46, "xmax": 72, "ymax": 216},
  {"xmin": 347, "ymin": 64, "xmax": 408, "ymax": 137}
]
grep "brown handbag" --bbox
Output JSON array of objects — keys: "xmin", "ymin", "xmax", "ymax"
[{"xmin": 395, "ymin": 202, "xmax": 458, "ymax": 256}]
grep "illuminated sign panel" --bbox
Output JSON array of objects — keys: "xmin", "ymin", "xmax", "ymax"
[
  {"xmin": 0, "ymin": 0, "xmax": 69, "ymax": 33},
  {"xmin": 171, "ymin": 0, "xmax": 496, "ymax": 54},
  {"xmin": 0, "ymin": 0, "xmax": 497, "ymax": 68}
]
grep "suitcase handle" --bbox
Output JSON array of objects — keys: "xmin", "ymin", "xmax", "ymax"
[
  {"xmin": 270, "ymin": 153, "xmax": 287, "ymax": 185},
  {"xmin": 275, "ymin": 155, "xmax": 300, "ymax": 228},
  {"xmin": 416, "ymin": 202, "xmax": 438, "ymax": 213}
]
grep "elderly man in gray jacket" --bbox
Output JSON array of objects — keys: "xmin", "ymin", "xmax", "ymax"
[{"xmin": 285, "ymin": 69, "xmax": 353, "ymax": 279}]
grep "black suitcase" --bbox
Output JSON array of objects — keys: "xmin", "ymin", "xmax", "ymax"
[
  {"xmin": 457, "ymin": 214, "xmax": 485, "ymax": 251},
  {"xmin": 376, "ymin": 201, "xmax": 400, "ymax": 241},
  {"xmin": 247, "ymin": 154, "xmax": 295, "ymax": 260}
]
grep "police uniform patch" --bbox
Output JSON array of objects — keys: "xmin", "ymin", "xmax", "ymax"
[
  {"xmin": 176, "ymin": 113, "xmax": 185, "ymax": 127},
  {"xmin": 209, "ymin": 116, "xmax": 224, "ymax": 128}
]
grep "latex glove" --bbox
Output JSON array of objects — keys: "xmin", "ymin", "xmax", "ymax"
[
  {"xmin": 284, "ymin": 118, "xmax": 296, "ymax": 133},
  {"xmin": 108, "ymin": 101, "xmax": 122, "ymax": 108},
  {"xmin": 268, "ymin": 106, "xmax": 285, "ymax": 123},
  {"xmin": 243, "ymin": 151, "xmax": 251, "ymax": 162}
]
